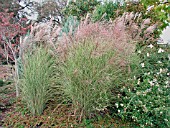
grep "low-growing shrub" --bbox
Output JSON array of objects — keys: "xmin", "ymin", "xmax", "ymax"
[
  {"xmin": 114, "ymin": 44, "xmax": 170, "ymax": 127},
  {"xmin": 20, "ymin": 47, "xmax": 56, "ymax": 116}
]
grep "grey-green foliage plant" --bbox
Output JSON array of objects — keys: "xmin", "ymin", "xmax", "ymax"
[
  {"xmin": 20, "ymin": 47, "xmax": 56, "ymax": 116},
  {"xmin": 61, "ymin": 16, "xmax": 79, "ymax": 36},
  {"xmin": 60, "ymin": 40, "xmax": 122, "ymax": 118}
]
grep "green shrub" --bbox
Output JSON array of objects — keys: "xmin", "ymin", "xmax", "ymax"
[
  {"xmin": 20, "ymin": 47, "xmax": 56, "ymax": 116},
  {"xmin": 114, "ymin": 44, "xmax": 170, "ymax": 127},
  {"xmin": 0, "ymin": 79, "xmax": 4, "ymax": 87},
  {"xmin": 92, "ymin": 1, "xmax": 124, "ymax": 22},
  {"xmin": 63, "ymin": 0, "xmax": 100, "ymax": 20},
  {"xmin": 60, "ymin": 40, "xmax": 122, "ymax": 118}
]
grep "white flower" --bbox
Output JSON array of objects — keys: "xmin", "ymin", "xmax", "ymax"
[
  {"xmin": 148, "ymin": 72, "xmax": 150, "ymax": 75},
  {"xmin": 145, "ymin": 88, "xmax": 151, "ymax": 93},
  {"xmin": 137, "ymin": 78, "xmax": 140, "ymax": 85},
  {"xmin": 155, "ymin": 84, "xmax": 159, "ymax": 87},
  {"xmin": 167, "ymin": 73, "xmax": 170, "ymax": 75},
  {"xmin": 153, "ymin": 78, "xmax": 157, "ymax": 82},
  {"xmin": 148, "ymin": 80, "xmax": 154, "ymax": 86},
  {"xmin": 164, "ymin": 119, "xmax": 168, "ymax": 122},
  {"xmin": 138, "ymin": 50, "xmax": 141, "ymax": 54},
  {"xmin": 132, "ymin": 116, "xmax": 135, "ymax": 119},
  {"xmin": 157, "ymin": 61, "xmax": 162, "ymax": 63},
  {"xmin": 132, "ymin": 116, "xmax": 137, "ymax": 121},
  {"xmin": 158, "ymin": 48, "xmax": 164, "ymax": 53},
  {"xmin": 164, "ymin": 85, "xmax": 168, "ymax": 88},
  {"xmin": 160, "ymin": 68, "xmax": 163, "ymax": 73},
  {"xmin": 120, "ymin": 103, "xmax": 124, "ymax": 107},
  {"xmin": 134, "ymin": 76, "xmax": 136, "ymax": 80},
  {"xmin": 136, "ymin": 91, "xmax": 141, "ymax": 95},
  {"xmin": 115, "ymin": 103, "xmax": 119, "ymax": 108},
  {"xmin": 161, "ymin": 9, "xmax": 165, "ymax": 13},
  {"xmin": 165, "ymin": 81, "xmax": 168, "ymax": 85},
  {"xmin": 118, "ymin": 110, "xmax": 120, "ymax": 113},
  {"xmin": 141, "ymin": 63, "xmax": 145, "ymax": 67},
  {"xmin": 147, "ymin": 53, "xmax": 150, "ymax": 57},
  {"xmin": 147, "ymin": 44, "xmax": 154, "ymax": 48}
]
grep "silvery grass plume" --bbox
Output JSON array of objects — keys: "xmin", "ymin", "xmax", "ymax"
[
  {"xmin": 114, "ymin": 12, "xmax": 158, "ymax": 42},
  {"xmin": 57, "ymin": 17, "xmax": 136, "ymax": 68},
  {"xmin": 21, "ymin": 18, "xmax": 61, "ymax": 57}
]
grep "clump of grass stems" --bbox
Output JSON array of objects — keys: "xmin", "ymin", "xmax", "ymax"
[
  {"xmin": 20, "ymin": 46, "xmax": 56, "ymax": 116},
  {"xmin": 60, "ymin": 39, "xmax": 122, "ymax": 119}
]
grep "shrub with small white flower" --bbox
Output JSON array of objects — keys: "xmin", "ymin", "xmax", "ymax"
[{"xmin": 113, "ymin": 44, "xmax": 170, "ymax": 127}]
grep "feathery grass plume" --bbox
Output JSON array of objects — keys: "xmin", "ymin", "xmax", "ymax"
[
  {"xmin": 21, "ymin": 18, "xmax": 61, "ymax": 57},
  {"xmin": 58, "ymin": 19, "xmax": 139, "ymax": 77},
  {"xmin": 114, "ymin": 12, "xmax": 158, "ymax": 42},
  {"xmin": 20, "ymin": 46, "xmax": 56, "ymax": 116},
  {"xmin": 19, "ymin": 19, "xmax": 61, "ymax": 83},
  {"xmin": 59, "ymin": 19, "xmax": 136, "ymax": 66}
]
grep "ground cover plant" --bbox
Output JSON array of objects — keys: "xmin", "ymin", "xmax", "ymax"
[{"xmin": 0, "ymin": 65, "xmax": 15, "ymax": 126}]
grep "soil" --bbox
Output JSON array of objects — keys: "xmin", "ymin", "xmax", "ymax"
[{"xmin": 0, "ymin": 65, "xmax": 16, "ymax": 126}]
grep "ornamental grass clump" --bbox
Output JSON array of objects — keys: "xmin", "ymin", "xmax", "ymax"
[
  {"xmin": 60, "ymin": 40, "xmax": 121, "ymax": 119},
  {"xmin": 58, "ymin": 19, "xmax": 138, "ymax": 119},
  {"xmin": 20, "ymin": 47, "xmax": 56, "ymax": 116}
]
